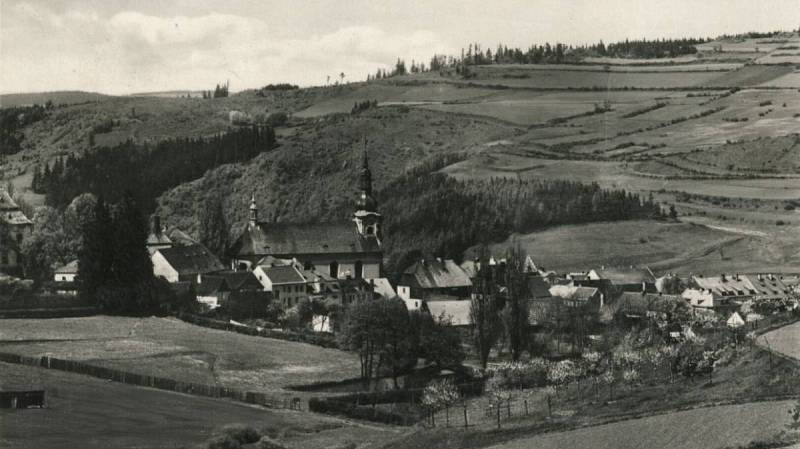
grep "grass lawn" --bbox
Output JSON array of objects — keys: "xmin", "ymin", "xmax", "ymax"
[
  {"xmin": 487, "ymin": 400, "xmax": 797, "ymax": 449},
  {"xmin": 0, "ymin": 316, "xmax": 361, "ymax": 394},
  {"xmin": 760, "ymin": 320, "xmax": 800, "ymax": 361},
  {"xmin": 0, "ymin": 362, "xmax": 401, "ymax": 449}
]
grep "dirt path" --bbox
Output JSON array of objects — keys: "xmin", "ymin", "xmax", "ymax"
[{"xmin": 487, "ymin": 400, "xmax": 795, "ymax": 449}]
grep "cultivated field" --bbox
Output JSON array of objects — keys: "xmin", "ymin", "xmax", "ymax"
[
  {"xmin": 759, "ymin": 320, "xmax": 800, "ymax": 361},
  {"xmin": 0, "ymin": 316, "xmax": 361, "ymax": 394},
  {"xmin": 489, "ymin": 400, "xmax": 795, "ymax": 449},
  {"xmin": 0, "ymin": 362, "xmax": 399, "ymax": 449},
  {"xmin": 474, "ymin": 219, "xmax": 800, "ymax": 274}
]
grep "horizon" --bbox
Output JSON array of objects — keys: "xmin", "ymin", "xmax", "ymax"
[{"xmin": 2, "ymin": 0, "xmax": 800, "ymax": 95}]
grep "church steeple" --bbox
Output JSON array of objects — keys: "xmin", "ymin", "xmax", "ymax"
[
  {"xmin": 357, "ymin": 139, "xmax": 376, "ymax": 212},
  {"xmin": 353, "ymin": 139, "xmax": 382, "ymax": 241},
  {"xmin": 248, "ymin": 191, "xmax": 258, "ymax": 229}
]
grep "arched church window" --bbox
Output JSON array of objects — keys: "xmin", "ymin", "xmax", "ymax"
[
  {"xmin": 329, "ymin": 261, "xmax": 339, "ymax": 278},
  {"xmin": 354, "ymin": 261, "xmax": 363, "ymax": 279}
]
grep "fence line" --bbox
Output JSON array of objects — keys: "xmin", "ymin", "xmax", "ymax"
[{"xmin": 0, "ymin": 351, "xmax": 303, "ymax": 410}]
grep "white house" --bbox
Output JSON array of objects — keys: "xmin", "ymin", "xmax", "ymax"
[
  {"xmin": 53, "ymin": 260, "xmax": 79, "ymax": 295},
  {"xmin": 253, "ymin": 264, "xmax": 308, "ymax": 308},
  {"xmin": 151, "ymin": 244, "xmax": 225, "ymax": 283}
]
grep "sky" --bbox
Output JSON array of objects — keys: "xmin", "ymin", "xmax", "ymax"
[{"xmin": 2, "ymin": 0, "xmax": 799, "ymax": 95}]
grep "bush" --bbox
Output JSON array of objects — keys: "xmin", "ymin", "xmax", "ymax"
[
  {"xmin": 221, "ymin": 424, "xmax": 261, "ymax": 444},
  {"xmin": 256, "ymin": 436, "xmax": 288, "ymax": 449},
  {"xmin": 207, "ymin": 435, "xmax": 241, "ymax": 449}
]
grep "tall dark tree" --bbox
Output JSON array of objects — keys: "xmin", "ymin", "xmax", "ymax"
[
  {"xmin": 470, "ymin": 248, "xmax": 503, "ymax": 369},
  {"xmin": 504, "ymin": 245, "xmax": 531, "ymax": 361},
  {"xmin": 198, "ymin": 193, "xmax": 228, "ymax": 259},
  {"xmin": 105, "ymin": 192, "xmax": 155, "ymax": 314},
  {"xmin": 77, "ymin": 197, "xmax": 113, "ymax": 303}
]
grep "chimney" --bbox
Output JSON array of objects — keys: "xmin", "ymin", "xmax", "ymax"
[
  {"xmin": 721, "ymin": 274, "xmax": 726, "ymax": 282},
  {"xmin": 152, "ymin": 215, "xmax": 162, "ymax": 236}
]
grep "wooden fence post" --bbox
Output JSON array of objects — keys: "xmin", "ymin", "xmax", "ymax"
[{"xmin": 463, "ymin": 402, "xmax": 468, "ymax": 428}]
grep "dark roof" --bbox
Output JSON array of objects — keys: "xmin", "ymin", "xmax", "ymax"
[
  {"xmin": 157, "ymin": 244, "xmax": 225, "ymax": 275},
  {"xmin": 166, "ymin": 227, "xmax": 199, "ymax": 246},
  {"xmin": 527, "ymin": 276, "xmax": 552, "ymax": 298},
  {"xmin": 231, "ymin": 222, "xmax": 381, "ymax": 257},
  {"xmin": 403, "ymin": 259, "xmax": 473, "ymax": 290},
  {"xmin": 196, "ymin": 276, "xmax": 228, "ymax": 296},
  {"xmin": 260, "ymin": 265, "xmax": 305, "ymax": 285},
  {"xmin": 209, "ymin": 271, "xmax": 263, "ymax": 291}
]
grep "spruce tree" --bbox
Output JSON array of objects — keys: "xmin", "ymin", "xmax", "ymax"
[
  {"xmin": 111, "ymin": 192, "xmax": 155, "ymax": 314},
  {"xmin": 198, "ymin": 193, "xmax": 228, "ymax": 260},
  {"xmin": 77, "ymin": 197, "xmax": 113, "ymax": 305}
]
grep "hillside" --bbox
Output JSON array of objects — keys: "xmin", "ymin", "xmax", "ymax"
[
  {"xmin": 2, "ymin": 33, "xmax": 799, "ymax": 276},
  {"xmin": 0, "ymin": 91, "xmax": 110, "ymax": 108}
]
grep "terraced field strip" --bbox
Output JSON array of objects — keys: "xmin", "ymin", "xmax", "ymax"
[{"xmin": 489, "ymin": 400, "xmax": 796, "ymax": 449}]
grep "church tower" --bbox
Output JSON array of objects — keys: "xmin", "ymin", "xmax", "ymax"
[
  {"xmin": 248, "ymin": 191, "xmax": 258, "ymax": 230},
  {"xmin": 353, "ymin": 144, "xmax": 382, "ymax": 241}
]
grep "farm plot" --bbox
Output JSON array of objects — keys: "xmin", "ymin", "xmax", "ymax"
[
  {"xmin": 418, "ymin": 100, "xmax": 596, "ymax": 125},
  {"xmin": 443, "ymin": 154, "xmax": 800, "ymax": 200},
  {"xmin": 759, "ymin": 320, "xmax": 800, "ymax": 361},
  {"xmin": 703, "ymin": 65, "xmax": 795, "ymax": 87},
  {"xmin": 461, "ymin": 68, "xmax": 723, "ymax": 89},
  {"xmin": 293, "ymin": 83, "xmax": 498, "ymax": 117},
  {"xmin": 0, "ymin": 362, "xmax": 397, "ymax": 449},
  {"xmin": 0, "ymin": 316, "xmax": 361, "ymax": 394},
  {"xmin": 489, "ymin": 400, "xmax": 795, "ymax": 449}
]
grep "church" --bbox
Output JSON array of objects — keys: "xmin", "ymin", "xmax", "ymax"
[{"xmin": 228, "ymin": 150, "xmax": 383, "ymax": 280}]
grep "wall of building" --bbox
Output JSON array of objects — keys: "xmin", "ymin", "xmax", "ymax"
[{"xmin": 151, "ymin": 252, "xmax": 180, "ymax": 283}]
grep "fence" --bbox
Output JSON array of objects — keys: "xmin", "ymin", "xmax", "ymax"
[
  {"xmin": 177, "ymin": 312, "xmax": 338, "ymax": 348},
  {"xmin": 0, "ymin": 351, "xmax": 303, "ymax": 411}
]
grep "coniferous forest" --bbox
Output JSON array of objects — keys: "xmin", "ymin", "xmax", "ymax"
[
  {"xmin": 34, "ymin": 125, "xmax": 275, "ymax": 213},
  {"xmin": 379, "ymin": 170, "xmax": 660, "ymax": 271}
]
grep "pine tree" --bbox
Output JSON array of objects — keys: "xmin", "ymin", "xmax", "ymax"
[
  {"xmin": 198, "ymin": 193, "xmax": 229, "ymax": 259},
  {"xmin": 110, "ymin": 192, "xmax": 155, "ymax": 314},
  {"xmin": 77, "ymin": 197, "xmax": 113, "ymax": 304}
]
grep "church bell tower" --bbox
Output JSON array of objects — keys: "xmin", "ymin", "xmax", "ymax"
[{"xmin": 353, "ymin": 142, "xmax": 382, "ymax": 241}]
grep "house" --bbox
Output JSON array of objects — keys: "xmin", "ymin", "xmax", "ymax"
[
  {"xmin": 0, "ymin": 189, "xmax": 33, "ymax": 275},
  {"xmin": 682, "ymin": 274, "xmax": 756, "ymax": 309},
  {"xmin": 196, "ymin": 270, "xmax": 266, "ymax": 310},
  {"xmin": 588, "ymin": 266, "xmax": 657, "ymax": 293},
  {"xmin": 549, "ymin": 284, "xmax": 603, "ymax": 308},
  {"xmin": 152, "ymin": 244, "xmax": 225, "ymax": 283},
  {"xmin": 253, "ymin": 264, "xmax": 308, "ymax": 308},
  {"xmin": 146, "ymin": 216, "xmax": 173, "ymax": 255},
  {"xmin": 527, "ymin": 275, "xmax": 552, "ymax": 300},
  {"xmin": 726, "ymin": 311, "xmax": 745, "ymax": 328},
  {"xmin": 369, "ymin": 277, "xmax": 397, "ymax": 300},
  {"xmin": 229, "ymin": 150, "xmax": 382, "ymax": 280},
  {"xmin": 426, "ymin": 300, "xmax": 471, "ymax": 327},
  {"xmin": 53, "ymin": 260, "xmax": 79, "ymax": 295},
  {"xmin": 400, "ymin": 258, "xmax": 473, "ymax": 300},
  {"xmin": 744, "ymin": 274, "xmax": 792, "ymax": 301}
]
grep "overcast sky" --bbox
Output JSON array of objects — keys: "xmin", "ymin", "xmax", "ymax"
[{"xmin": 2, "ymin": 0, "xmax": 799, "ymax": 95}]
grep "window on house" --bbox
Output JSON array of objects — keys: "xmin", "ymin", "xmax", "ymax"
[
  {"xmin": 329, "ymin": 261, "xmax": 339, "ymax": 278},
  {"xmin": 354, "ymin": 261, "xmax": 363, "ymax": 279}
]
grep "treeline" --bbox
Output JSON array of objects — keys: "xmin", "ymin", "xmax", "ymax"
[
  {"xmin": 374, "ymin": 36, "xmax": 710, "ymax": 81},
  {"xmin": 201, "ymin": 81, "xmax": 230, "ymax": 99},
  {"xmin": 378, "ymin": 171, "xmax": 660, "ymax": 271},
  {"xmin": 0, "ymin": 104, "xmax": 49, "ymax": 155},
  {"xmin": 33, "ymin": 125, "xmax": 275, "ymax": 212}
]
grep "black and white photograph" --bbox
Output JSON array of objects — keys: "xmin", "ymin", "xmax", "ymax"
[{"xmin": 1, "ymin": 1, "xmax": 800, "ymax": 448}]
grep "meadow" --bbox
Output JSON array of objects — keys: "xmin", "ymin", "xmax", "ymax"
[
  {"xmin": 0, "ymin": 316, "xmax": 361, "ymax": 394},
  {"xmin": 0, "ymin": 362, "xmax": 399, "ymax": 449}
]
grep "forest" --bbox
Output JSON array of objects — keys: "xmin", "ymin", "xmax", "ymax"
[
  {"xmin": 0, "ymin": 104, "xmax": 49, "ymax": 155},
  {"xmin": 378, "ymin": 169, "xmax": 661, "ymax": 272},
  {"xmin": 34, "ymin": 125, "xmax": 275, "ymax": 213}
]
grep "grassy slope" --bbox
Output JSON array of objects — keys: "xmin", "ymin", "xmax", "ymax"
[
  {"xmin": 0, "ymin": 362, "xmax": 399, "ymax": 449},
  {"xmin": 478, "ymin": 219, "xmax": 800, "ymax": 274},
  {"xmin": 487, "ymin": 400, "xmax": 795, "ymax": 449},
  {"xmin": 0, "ymin": 316, "xmax": 360, "ymax": 394}
]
